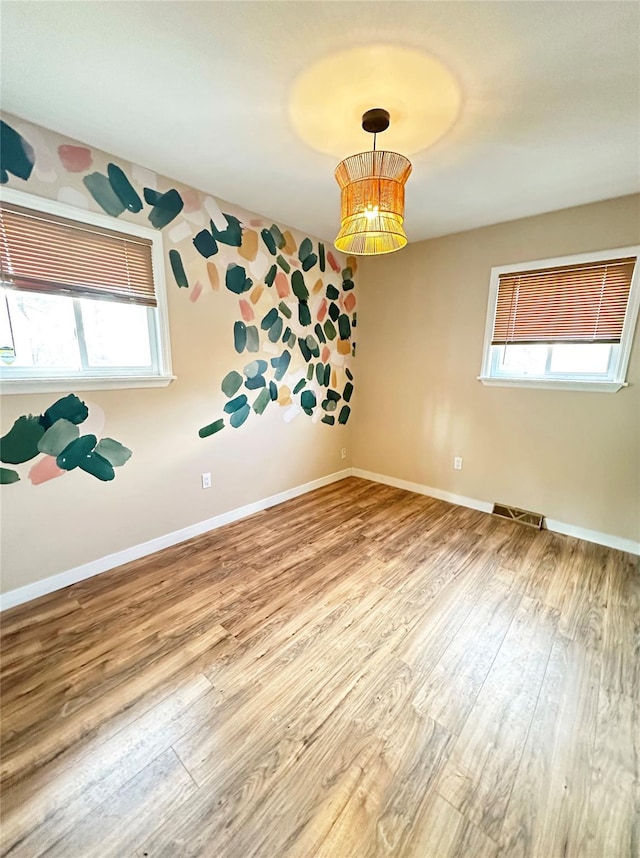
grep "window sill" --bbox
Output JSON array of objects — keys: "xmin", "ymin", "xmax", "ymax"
[
  {"xmin": 0, "ymin": 375, "xmax": 176, "ymax": 395},
  {"xmin": 478, "ymin": 376, "xmax": 627, "ymax": 393}
]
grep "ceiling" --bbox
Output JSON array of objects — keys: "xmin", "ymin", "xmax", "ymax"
[{"xmin": 1, "ymin": 1, "xmax": 639, "ymax": 243}]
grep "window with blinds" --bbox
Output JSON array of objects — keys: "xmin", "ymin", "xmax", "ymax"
[
  {"xmin": 0, "ymin": 202, "xmax": 157, "ymax": 306},
  {"xmin": 480, "ymin": 248, "xmax": 640, "ymax": 391},
  {"xmin": 492, "ymin": 258, "xmax": 635, "ymax": 345},
  {"xmin": 0, "ymin": 189, "xmax": 172, "ymax": 393}
]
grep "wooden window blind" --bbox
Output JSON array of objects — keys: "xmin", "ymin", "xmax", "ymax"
[
  {"xmin": 492, "ymin": 257, "xmax": 636, "ymax": 345},
  {"xmin": 0, "ymin": 201, "xmax": 157, "ymax": 307}
]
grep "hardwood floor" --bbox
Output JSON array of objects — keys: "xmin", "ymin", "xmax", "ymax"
[{"xmin": 1, "ymin": 477, "xmax": 638, "ymax": 858}]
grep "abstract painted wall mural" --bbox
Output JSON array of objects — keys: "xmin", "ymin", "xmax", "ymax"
[
  {"xmin": 0, "ymin": 394, "xmax": 132, "ymax": 485},
  {"xmin": 0, "ymin": 115, "xmax": 355, "ymax": 458}
]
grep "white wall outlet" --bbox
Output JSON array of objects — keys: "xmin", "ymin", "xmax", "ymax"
[
  {"xmin": 201, "ymin": 472, "xmax": 212, "ymax": 489},
  {"xmin": 341, "ymin": 448, "xmax": 347, "ymax": 460},
  {"xmin": 454, "ymin": 457, "xmax": 463, "ymax": 470}
]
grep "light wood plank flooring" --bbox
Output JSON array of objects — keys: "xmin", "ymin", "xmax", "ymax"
[{"xmin": 1, "ymin": 477, "xmax": 638, "ymax": 857}]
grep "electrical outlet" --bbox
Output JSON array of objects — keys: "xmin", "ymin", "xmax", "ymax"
[
  {"xmin": 201, "ymin": 472, "xmax": 212, "ymax": 489},
  {"xmin": 341, "ymin": 448, "xmax": 347, "ymax": 460},
  {"xmin": 454, "ymin": 457, "xmax": 463, "ymax": 470}
]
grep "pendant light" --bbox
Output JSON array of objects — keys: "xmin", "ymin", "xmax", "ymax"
[{"xmin": 334, "ymin": 108, "xmax": 412, "ymax": 256}]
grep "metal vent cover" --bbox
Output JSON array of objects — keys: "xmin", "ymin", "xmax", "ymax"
[{"xmin": 492, "ymin": 502, "xmax": 545, "ymax": 530}]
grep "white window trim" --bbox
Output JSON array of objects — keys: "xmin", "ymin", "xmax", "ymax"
[
  {"xmin": 0, "ymin": 187, "xmax": 175, "ymax": 394},
  {"xmin": 478, "ymin": 245, "xmax": 640, "ymax": 393}
]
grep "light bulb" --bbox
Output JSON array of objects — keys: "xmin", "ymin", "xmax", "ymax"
[{"xmin": 364, "ymin": 204, "xmax": 379, "ymax": 221}]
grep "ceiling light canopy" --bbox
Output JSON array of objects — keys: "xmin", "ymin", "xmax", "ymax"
[{"xmin": 334, "ymin": 109, "xmax": 412, "ymax": 256}]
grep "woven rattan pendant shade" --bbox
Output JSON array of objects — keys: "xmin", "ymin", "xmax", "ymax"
[{"xmin": 334, "ymin": 110, "xmax": 412, "ymax": 256}]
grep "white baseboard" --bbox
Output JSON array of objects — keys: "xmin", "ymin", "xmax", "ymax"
[
  {"xmin": 352, "ymin": 468, "xmax": 640, "ymax": 556},
  {"xmin": 351, "ymin": 468, "xmax": 494, "ymax": 514},
  {"xmin": 543, "ymin": 518, "xmax": 640, "ymax": 556},
  {"xmin": 0, "ymin": 468, "xmax": 352, "ymax": 612}
]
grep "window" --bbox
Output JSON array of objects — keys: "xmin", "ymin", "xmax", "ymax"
[
  {"xmin": 0, "ymin": 188, "xmax": 173, "ymax": 393},
  {"xmin": 479, "ymin": 248, "xmax": 640, "ymax": 392}
]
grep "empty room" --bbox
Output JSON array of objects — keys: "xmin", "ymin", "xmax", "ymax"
[{"xmin": 0, "ymin": 2, "xmax": 638, "ymax": 856}]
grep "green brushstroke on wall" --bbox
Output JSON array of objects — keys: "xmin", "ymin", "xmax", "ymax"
[
  {"xmin": 42, "ymin": 394, "xmax": 89, "ymax": 429},
  {"xmin": 246, "ymin": 325, "xmax": 260, "ymax": 352},
  {"xmin": 37, "ymin": 418, "xmax": 79, "ymax": 457},
  {"xmin": 226, "ymin": 263, "xmax": 253, "ymax": 294},
  {"xmin": 230, "ymin": 404, "xmax": 251, "ymax": 428},
  {"xmin": 323, "ymin": 319, "xmax": 337, "ymax": 341},
  {"xmin": 299, "ymin": 238, "xmax": 313, "ymax": 262},
  {"xmin": 326, "ymin": 284, "xmax": 339, "ymax": 300},
  {"xmin": 147, "ymin": 188, "xmax": 183, "ymax": 229},
  {"xmin": 222, "ymin": 370, "xmax": 243, "ymax": 397},
  {"xmin": 169, "ymin": 249, "xmax": 189, "ymax": 288},
  {"xmin": 298, "ymin": 301, "xmax": 311, "ymax": 327},
  {"xmin": 261, "ymin": 308, "xmax": 278, "ymax": 330},
  {"xmin": 261, "ymin": 229, "xmax": 277, "ymax": 255},
  {"xmin": 338, "ymin": 314, "xmax": 351, "ymax": 339},
  {"xmin": 252, "ymin": 387, "xmax": 271, "ymax": 415},
  {"xmin": 268, "ymin": 316, "xmax": 283, "ymax": 342},
  {"xmin": 291, "ymin": 271, "xmax": 309, "ymax": 301},
  {"xmin": 0, "ymin": 120, "xmax": 35, "ymax": 183},
  {"xmin": 271, "ymin": 350, "xmax": 291, "ymax": 381},
  {"xmin": 270, "ymin": 224, "xmax": 286, "ymax": 249},
  {"xmin": 107, "ymin": 163, "xmax": 142, "ymax": 212},
  {"xmin": 94, "ymin": 438, "xmax": 133, "ymax": 467},
  {"xmin": 199, "ymin": 419, "xmax": 225, "ymax": 438},
  {"xmin": 276, "ymin": 255, "xmax": 290, "ymax": 273},
  {"xmin": 193, "ymin": 227, "xmax": 218, "ymax": 258},
  {"xmin": 211, "ymin": 214, "xmax": 242, "ymax": 247},
  {"xmin": 224, "ymin": 395, "xmax": 248, "ymax": 414},
  {"xmin": 0, "ymin": 416, "xmax": 45, "ymax": 464},
  {"xmin": 56, "ymin": 434, "xmax": 97, "ymax": 471},
  {"xmin": 0, "ymin": 467, "xmax": 20, "ymax": 484},
  {"xmin": 300, "ymin": 390, "xmax": 317, "ymax": 415},
  {"xmin": 244, "ymin": 359, "xmax": 267, "ymax": 378},
  {"xmin": 338, "ymin": 405, "xmax": 351, "ymax": 424},
  {"xmin": 80, "ymin": 451, "xmax": 115, "ymax": 481},
  {"xmin": 234, "ymin": 322, "xmax": 247, "ymax": 353},
  {"xmin": 265, "ymin": 264, "xmax": 277, "ymax": 287},
  {"xmin": 83, "ymin": 172, "xmax": 126, "ymax": 217}
]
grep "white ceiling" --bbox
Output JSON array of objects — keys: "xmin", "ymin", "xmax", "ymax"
[{"xmin": 1, "ymin": 1, "xmax": 639, "ymax": 243}]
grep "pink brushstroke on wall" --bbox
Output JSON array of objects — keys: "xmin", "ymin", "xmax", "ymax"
[
  {"xmin": 181, "ymin": 189, "xmax": 201, "ymax": 213},
  {"xmin": 275, "ymin": 273, "xmax": 290, "ymax": 299},
  {"xmin": 189, "ymin": 281, "xmax": 204, "ymax": 303},
  {"xmin": 239, "ymin": 299, "xmax": 254, "ymax": 322},
  {"xmin": 58, "ymin": 145, "xmax": 93, "ymax": 173},
  {"xmin": 29, "ymin": 456, "xmax": 66, "ymax": 485}
]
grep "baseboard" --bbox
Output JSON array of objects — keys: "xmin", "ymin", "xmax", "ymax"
[
  {"xmin": 351, "ymin": 468, "xmax": 493, "ymax": 514},
  {"xmin": 0, "ymin": 468, "xmax": 352, "ymax": 612},
  {"xmin": 543, "ymin": 518, "xmax": 640, "ymax": 555},
  {"xmin": 352, "ymin": 468, "xmax": 640, "ymax": 556}
]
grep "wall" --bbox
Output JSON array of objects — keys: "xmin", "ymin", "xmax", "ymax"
[
  {"xmin": 0, "ymin": 114, "xmax": 357, "ymax": 596},
  {"xmin": 352, "ymin": 195, "xmax": 640, "ymax": 544}
]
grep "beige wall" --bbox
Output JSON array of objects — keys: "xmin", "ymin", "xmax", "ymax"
[
  {"xmin": 0, "ymin": 115, "xmax": 354, "ymax": 595},
  {"xmin": 352, "ymin": 195, "xmax": 640, "ymax": 542}
]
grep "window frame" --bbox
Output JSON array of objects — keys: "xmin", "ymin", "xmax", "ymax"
[
  {"xmin": 479, "ymin": 246, "xmax": 640, "ymax": 393},
  {"xmin": 0, "ymin": 187, "xmax": 175, "ymax": 394}
]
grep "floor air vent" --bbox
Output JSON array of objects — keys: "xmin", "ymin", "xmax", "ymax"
[{"xmin": 492, "ymin": 502, "xmax": 545, "ymax": 530}]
